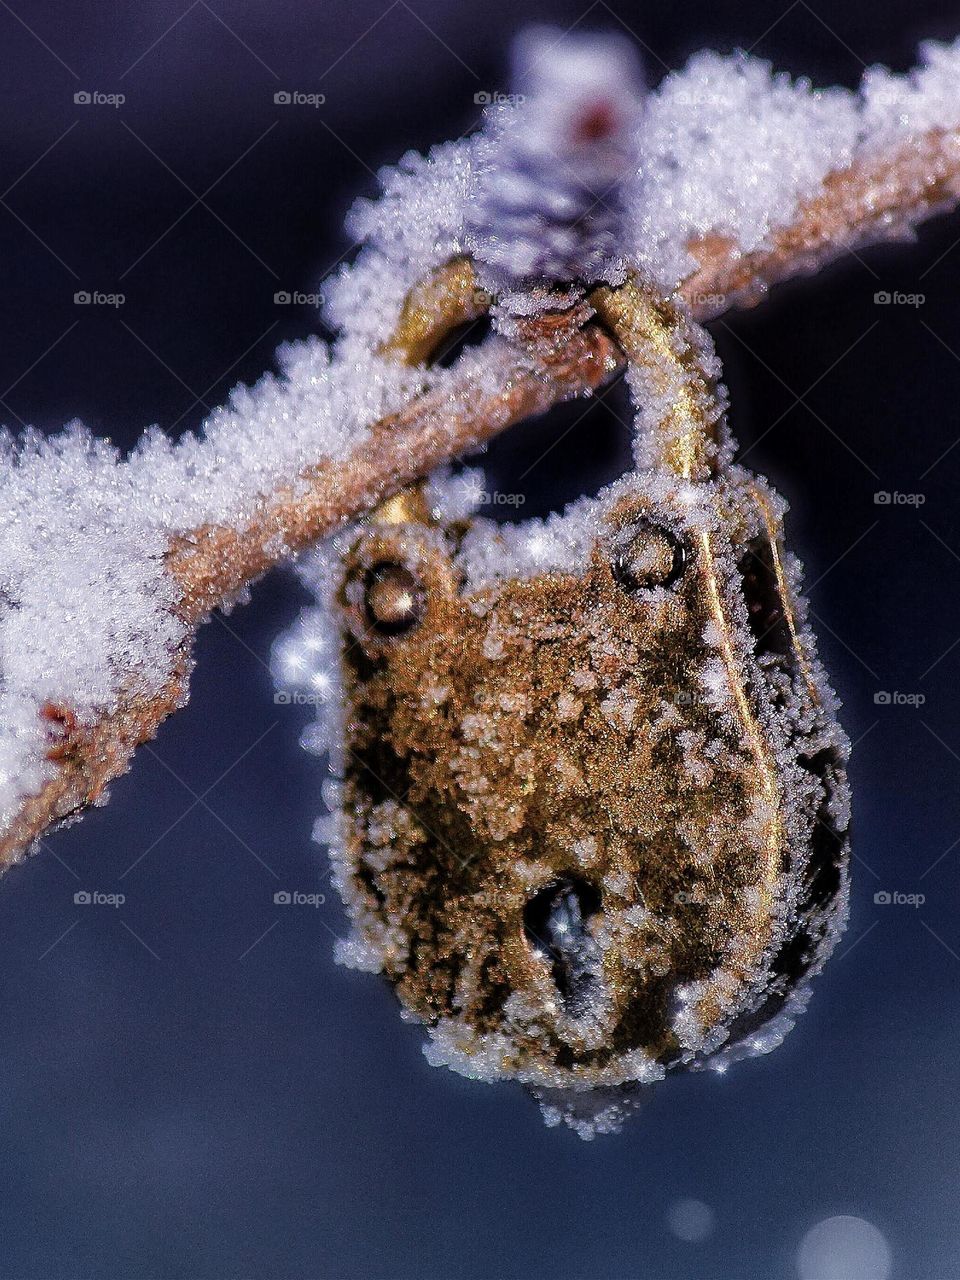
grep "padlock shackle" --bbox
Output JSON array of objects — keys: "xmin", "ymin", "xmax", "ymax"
[{"xmin": 589, "ymin": 277, "xmax": 723, "ymax": 481}]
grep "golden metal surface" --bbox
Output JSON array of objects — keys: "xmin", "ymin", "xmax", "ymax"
[
  {"xmin": 589, "ymin": 278, "xmax": 719, "ymax": 479},
  {"xmin": 370, "ymin": 487, "xmax": 432, "ymax": 527},
  {"xmin": 749, "ymin": 482, "xmax": 821, "ymax": 706},
  {"xmin": 330, "ymin": 265, "xmax": 849, "ymax": 1094},
  {"xmin": 378, "ymin": 257, "xmax": 488, "ymax": 367}
]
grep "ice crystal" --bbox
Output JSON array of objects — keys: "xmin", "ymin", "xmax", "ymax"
[
  {"xmin": 2, "ymin": 25, "xmax": 958, "ymax": 1020},
  {"xmin": 287, "ymin": 438, "xmax": 852, "ymax": 1136}
]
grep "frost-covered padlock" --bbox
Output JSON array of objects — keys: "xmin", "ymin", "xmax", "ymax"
[{"xmin": 282, "ymin": 275, "xmax": 851, "ymax": 1137}]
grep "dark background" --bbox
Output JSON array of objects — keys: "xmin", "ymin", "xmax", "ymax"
[{"xmin": 1, "ymin": 1, "xmax": 959, "ymax": 1277}]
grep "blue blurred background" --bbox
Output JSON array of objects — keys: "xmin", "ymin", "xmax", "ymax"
[{"xmin": 1, "ymin": 0, "xmax": 959, "ymax": 1276}]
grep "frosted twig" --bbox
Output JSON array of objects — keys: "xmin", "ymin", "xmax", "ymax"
[
  {"xmin": 681, "ymin": 126, "xmax": 960, "ymax": 316},
  {"xmin": 0, "ymin": 312, "xmax": 621, "ymax": 866},
  {"xmin": 3, "ymin": 33, "xmax": 960, "ymax": 869}
]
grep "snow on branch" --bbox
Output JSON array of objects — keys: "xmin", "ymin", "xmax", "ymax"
[{"xmin": 2, "ymin": 30, "xmax": 960, "ymax": 868}]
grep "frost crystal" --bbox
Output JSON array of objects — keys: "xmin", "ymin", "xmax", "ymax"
[
  {"xmin": 630, "ymin": 51, "xmax": 862, "ymax": 291},
  {"xmin": 289, "ymin": 445, "xmax": 853, "ymax": 1138},
  {"xmin": 1, "ymin": 27, "xmax": 957, "ymax": 1135},
  {"xmin": 0, "ymin": 341, "xmax": 422, "ymax": 839}
]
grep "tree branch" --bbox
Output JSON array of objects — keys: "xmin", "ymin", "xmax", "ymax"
[
  {"xmin": 4, "ymin": 123, "xmax": 960, "ymax": 869},
  {"xmin": 681, "ymin": 127, "xmax": 960, "ymax": 315},
  {"xmin": 0, "ymin": 313, "xmax": 622, "ymax": 867}
]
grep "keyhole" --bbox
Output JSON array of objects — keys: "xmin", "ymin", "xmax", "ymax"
[{"xmin": 523, "ymin": 878, "xmax": 602, "ymax": 1013}]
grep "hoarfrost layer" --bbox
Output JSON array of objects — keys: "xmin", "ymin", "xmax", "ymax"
[
  {"xmin": 5, "ymin": 30, "xmax": 958, "ymax": 842},
  {"xmin": 288, "ymin": 459, "xmax": 851, "ymax": 1136},
  {"xmin": 0, "ymin": 344, "xmax": 423, "ymax": 836}
]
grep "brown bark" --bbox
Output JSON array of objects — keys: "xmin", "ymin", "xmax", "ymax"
[
  {"xmin": 4, "ymin": 125, "xmax": 960, "ymax": 868},
  {"xmin": 681, "ymin": 128, "xmax": 960, "ymax": 315},
  {"xmin": 0, "ymin": 318, "xmax": 622, "ymax": 867}
]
